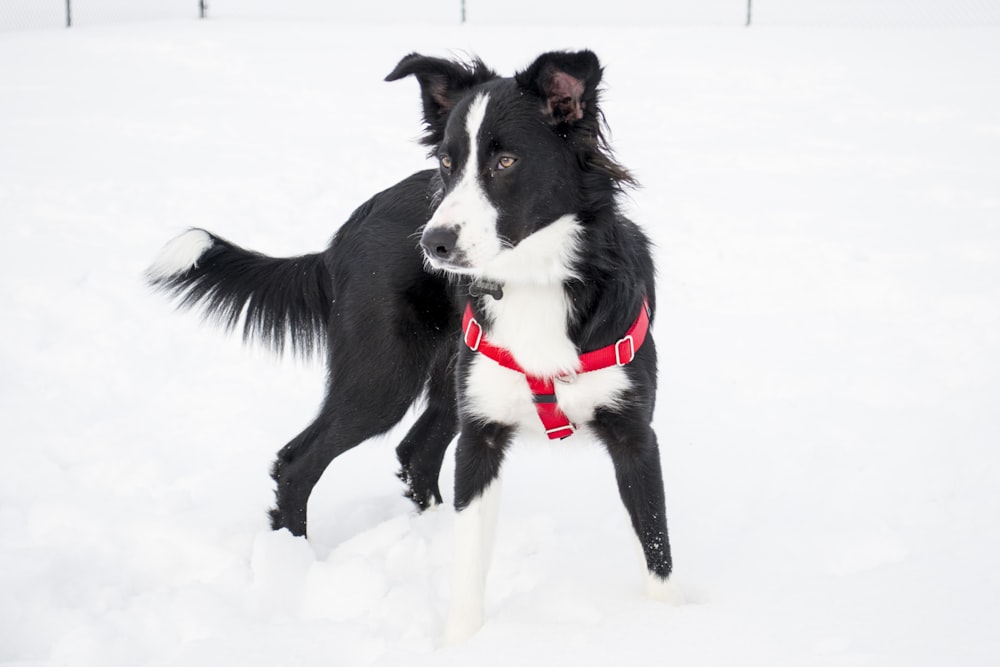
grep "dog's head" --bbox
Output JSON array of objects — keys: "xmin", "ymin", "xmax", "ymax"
[{"xmin": 386, "ymin": 51, "xmax": 631, "ymax": 284}]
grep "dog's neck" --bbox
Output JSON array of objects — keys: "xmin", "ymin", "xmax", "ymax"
[{"xmin": 475, "ymin": 281, "xmax": 578, "ymax": 377}]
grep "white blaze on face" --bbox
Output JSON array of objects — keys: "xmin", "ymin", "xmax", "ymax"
[{"xmin": 424, "ymin": 93, "xmax": 502, "ymax": 271}]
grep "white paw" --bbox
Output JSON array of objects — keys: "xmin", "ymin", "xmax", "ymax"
[
  {"xmin": 442, "ymin": 611, "xmax": 483, "ymax": 646},
  {"xmin": 646, "ymin": 574, "xmax": 686, "ymax": 605},
  {"xmin": 424, "ymin": 496, "xmax": 442, "ymax": 512}
]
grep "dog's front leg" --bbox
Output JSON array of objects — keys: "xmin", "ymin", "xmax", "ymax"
[
  {"xmin": 443, "ymin": 421, "xmax": 512, "ymax": 645},
  {"xmin": 593, "ymin": 410, "xmax": 684, "ymax": 604}
]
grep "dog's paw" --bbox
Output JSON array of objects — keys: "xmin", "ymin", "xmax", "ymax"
[
  {"xmin": 646, "ymin": 573, "xmax": 686, "ymax": 605},
  {"xmin": 442, "ymin": 611, "xmax": 484, "ymax": 646}
]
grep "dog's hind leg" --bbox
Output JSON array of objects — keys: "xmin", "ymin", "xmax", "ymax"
[
  {"xmin": 269, "ymin": 358, "xmax": 427, "ymax": 537},
  {"xmin": 396, "ymin": 350, "xmax": 458, "ymax": 510},
  {"xmin": 268, "ymin": 417, "xmax": 336, "ymax": 537},
  {"xmin": 592, "ymin": 409, "xmax": 682, "ymax": 602}
]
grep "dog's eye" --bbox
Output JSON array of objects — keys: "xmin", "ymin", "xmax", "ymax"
[
  {"xmin": 440, "ymin": 155, "xmax": 452, "ymax": 171},
  {"xmin": 496, "ymin": 155, "xmax": 517, "ymax": 171}
]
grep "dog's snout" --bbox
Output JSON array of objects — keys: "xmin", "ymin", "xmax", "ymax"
[{"xmin": 421, "ymin": 227, "xmax": 459, "ymax": 260}]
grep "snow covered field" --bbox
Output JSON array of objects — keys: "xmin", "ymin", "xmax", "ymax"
[{"xmin": 2, "ymin": 16, "xmax": 999, "ymax": 667}]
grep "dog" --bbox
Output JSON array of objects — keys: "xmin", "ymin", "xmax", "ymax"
[{"xmin": 148, "ymin": 50, "xmax": 679, "ymax": 642}]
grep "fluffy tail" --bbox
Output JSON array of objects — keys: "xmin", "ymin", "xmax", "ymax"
[{"xmin": 146, "ymin": 228, "xmax": 331, "ymax": 357}]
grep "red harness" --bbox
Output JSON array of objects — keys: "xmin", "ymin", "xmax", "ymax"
[{"xmin": 462, "ymin": 298, "xmax": 651, "ymax": 440}]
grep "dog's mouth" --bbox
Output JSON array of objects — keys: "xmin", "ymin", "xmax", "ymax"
[{"xmin": 423, "ymin": 252, "xmax": 476, "ymax": 275}]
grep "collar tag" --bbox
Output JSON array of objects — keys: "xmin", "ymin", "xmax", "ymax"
[{"xmin": 468, "ymin": 281, "xmax": 504, "ymax": 300}]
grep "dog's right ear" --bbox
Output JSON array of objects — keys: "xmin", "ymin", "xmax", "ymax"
[{"xmin": 385, "ymin": 53, "xmax": 497, "ymax": 147}]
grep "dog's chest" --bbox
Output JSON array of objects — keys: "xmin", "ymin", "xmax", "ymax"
[{"xmin": 460, "ymin": 286, "xmax": 631, "ymax": 435}]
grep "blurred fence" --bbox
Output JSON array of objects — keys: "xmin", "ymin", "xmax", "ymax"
[
  {"xmin": 1, "ymin": 0, "xmax": 203, "ymax": 30},
  {"xmin": 1, "ymin": 0, "xmax": 998, "ymax": 31}
]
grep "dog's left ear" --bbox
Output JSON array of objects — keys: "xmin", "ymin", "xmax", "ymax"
[
  {"xmin": 515, "ymin": 50, "xmax": 603, "ymax": 125},
  {"xmin": 385, "ymin": 53, "xmax": 498, "ymax": 147}
]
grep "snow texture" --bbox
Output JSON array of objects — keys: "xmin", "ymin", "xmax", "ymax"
[{"xmin": 1, "ymin": 13, "xmax": 999, "ymax": 667}]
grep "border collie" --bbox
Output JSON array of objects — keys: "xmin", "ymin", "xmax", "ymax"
[{"xmin": 148, "ymin": 50, "xmax": 679, "ymax": 642}]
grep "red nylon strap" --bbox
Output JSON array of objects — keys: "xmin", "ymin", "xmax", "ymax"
[
  {"xmin": 578, "ymin": 299, "xmax": 650, "ymax": 371},
  {"xmin": 527, "ymin": 376, "xmax": 576, "ymax": 439},
  {"xmin": 462, "ymin": 298, "xmax": 650, "ymax": 440}
]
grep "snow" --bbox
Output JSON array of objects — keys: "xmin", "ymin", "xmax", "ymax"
[{"xmin": 2, "ymin": 15, "xmax": 999, "ymax": 667}]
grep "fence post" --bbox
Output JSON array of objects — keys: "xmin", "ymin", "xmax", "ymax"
[
  {"xmin": 66, "ymin": 0, "xmax": 71, "ymax": 27},
  {"xmin": 200, "ymin": 1, "xmax": 207, "ymax": 19},
  {"xmin": 461, "ymin": 0, "xmax": 466, "ymax": 23},
  {"xmin": 746, "ymin": 0, "xmax": 751, "ymax": 26}
]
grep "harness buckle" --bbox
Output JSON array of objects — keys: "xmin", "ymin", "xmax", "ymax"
[
  {"xmin": 545, "ymin": 424, "xmax": 576, "ymax": 439},
  {"xmin": 614, "ymin": 334, "xmax": 635, "ymax": 366},
  {"xmin": 464, "ymin": 317, "xmax": 483, "ymax": 352}
]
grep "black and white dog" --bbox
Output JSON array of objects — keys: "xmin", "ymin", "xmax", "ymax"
[{"xmin": 149, "ymin": 50, "xmax": 679, "ymax": 642}]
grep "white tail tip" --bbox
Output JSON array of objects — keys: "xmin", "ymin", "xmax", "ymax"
[{"xmin": 147, "ymin": 229, "xmax": 214, "ymax": 280}]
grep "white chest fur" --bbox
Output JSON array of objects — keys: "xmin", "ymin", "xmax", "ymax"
[{"xmin": 460, "ymin": 284, "xmax": 632, "ymax": 436}]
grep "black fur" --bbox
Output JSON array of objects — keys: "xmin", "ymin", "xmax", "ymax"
[
  {"xmin": 148, "ymin": 235, "xmax": 331, "ymax": 357},
  {"xmin": 150, "ymin": 51, "xmax": 672, "ymax": 589},
  {"xmin": 151, "ymin": 171, "xmax": 461, "ymax": 535},
  {"xmin": 396, "ymin": 51, "xmax": 669, "ymax": 582},
  {"xmin": 384, "ymin": 54, "xmax": 498, "ymax": 150}
]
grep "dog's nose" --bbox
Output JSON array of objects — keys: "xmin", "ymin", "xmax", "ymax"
[{"xmin": 421, "ymin": 227, "xmax": 458, "ymax": 260}]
